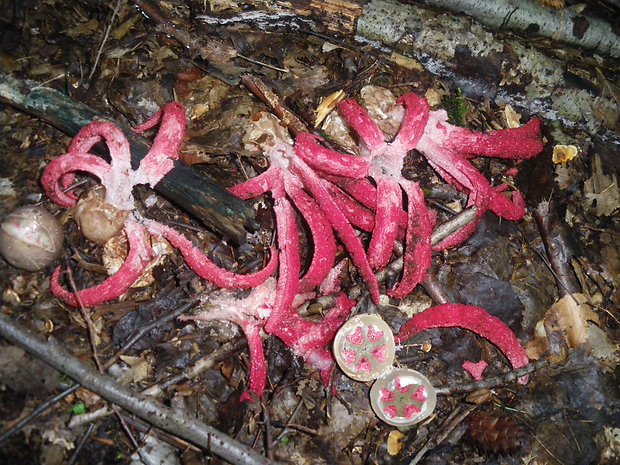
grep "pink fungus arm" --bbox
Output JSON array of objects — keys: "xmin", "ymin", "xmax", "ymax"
[
  {"xmin": 393, "ymin": 93, "xmax": 430, "ymax": 151},
  {"xmin": 143, "ymin": 220, "xmax": 277, "ymax": 289},
  {"xmin": 446, "ymin": 118, "xmax": 543, "ymax": 159},
  {"xmin": 395, "ymin": 303, "xmax": 529, "ymax": 383},
  {"xmin": 285, "ymin": 182, "xmax": 337, "ymax": 293},
  {"xmin": 134, "ymin": 102, "xmax": 187, "ymax": 187},
  {"xmin": 41, "ymin": 153, "xmax": 111, "ymax": 207},
  {"xmin": 50, "ymin": 217, "xmax": 154, "ymax": 307},
  {"xmin": 228, "ymin": 166, "xmax": 280, "ymax": 199},
  {"xmin": 294, "ymin": 132, "xmax": 370, "ymax": 178},
  {"xmin": 291, "ymin": 158, "xmax": 380, "ymax": 303},
  {"xmin": 324, "ymin": 181, "xmax": 376, "ymax": 232},
  {"xmin": 337, "ymin": 99, "xmax": 385, "ymax": 152},
  {"xmin": 387, "ymin": 180, "xmax": 434, "ymax": 298},
  {"xmin": 264, "ymin": 190, "xmax": 301, "ymax": 332},
  {"xmin": 238, "ymin": 322, "xmax": 269, "ymax": 401},
  {"xmin": 368, "ymin": 178, "xmax": 403, "ymax": 270},
  {"xmin": 487, "ymin": 187, "xmax": 526, "ymax": 221}
]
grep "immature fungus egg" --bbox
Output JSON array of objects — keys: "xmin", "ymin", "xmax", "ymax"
[
  {"xmin": 0, "ymin": 205, "xmax": 64, "ymax": 271},
  {"xmin": 74, "ymin": 186, "xmax": 128, "ymax": 244}
]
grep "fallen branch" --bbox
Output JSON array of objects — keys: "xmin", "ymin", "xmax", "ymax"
[
  {"xmin": 426, "ymin": 0, "xmax": 620, "ymax": 57},
  {"xmin": 534, "ymin": 199, "xmax": 581, "ymax": 296},
  {"xmin": 0, "ymin": 312, "xmax": 281, "ymax": 465}
]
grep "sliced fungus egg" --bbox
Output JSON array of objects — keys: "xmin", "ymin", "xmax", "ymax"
[
  {"xmin": 370, "ymin": 368, "xmax": 437, "ymax": 428},
  {"xmin": 333, "ymin": 314, "xmax": 395, "ymax": 382}
]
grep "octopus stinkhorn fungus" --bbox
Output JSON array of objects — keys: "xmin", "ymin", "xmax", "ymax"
[
  {"xmin": 230, "ymin": 112, "xmax": 381, "ymax": 312},
  {"xmin": 41, "ymin": 103, "xmax": 276, "ymax": 307},
  {"xmin": 181, "ymin": 278, "xmax": 354, "ymax": 400},
  {"xmin": 295, "ymin": 93, "xmax": 436, "ymax": 298},
  {"xmin": 298, "ymin": 90, "xmax": 542, "ymax": 294}
]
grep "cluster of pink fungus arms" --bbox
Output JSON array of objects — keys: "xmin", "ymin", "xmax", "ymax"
[
  {"xmin": 395, "ymin": 303, "xmax": 529, "ymax": 383},
  {"xmin": 42, "ymin": 103, "xmax": 279, "ymax": 308}
]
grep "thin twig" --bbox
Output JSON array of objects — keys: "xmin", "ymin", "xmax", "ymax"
[
  {"xmin": 66, "ymin": 267, "xmax": 103, "ymax": 371},
  {"xmin": 141, "ymin": 338, "xmax": 247, "ymax": 397},
  {"xmin": 67, "ymin": 268, "xmax": 156, "ymax": 465},
  {"xmin": 272, "ymin": 399, "xmax": 304, "ymax": 446},
  {"xmin": 408, "ymin": 403, "xmax": 477, "ymax": 465},
  {"xmin": 434, "ymin": 359, "xmax": 548, "ymax": 396},
  {"xmin": 0, "ymin": 313, "xmax": 281, "ymax": 465},
  {"xmin": 0, "ymin": 384, "xmax": 79, "ymax": 444},
  {"xmin": 88, "ymin": 0, "xmax": 123, "ymax": 83},
  {"xmin": 261, "ymin": 396, "xmax": 274, "ymax": 460},
  {"xmin": 67, "ymin": 423, "xmax": 97, "ymax": 465},
  {"xmin": 108, "ymin": 295, "xmax": 202, "ymax": 364}
]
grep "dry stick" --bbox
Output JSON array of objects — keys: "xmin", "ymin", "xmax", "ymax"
[
  {"xmin": 272, "ymin": 399, "xmax": 304, "ymax": 447},
  {"xmin": 0, "ymin": 313, "xmax": 280, "ymax": 465},
  {"xmin": 434, "ymin": 359, "xmax": 548, "ymax": 396},
  {"xmin": 0, "ymin": 295, "xmax": 197, "ymax": 442},
  {"xmin": 118, "ymin": 413, "xmax": 202, "ymax": 453},
  {"xmin": 68, "ymin": 338, "xmax": 248, "ymax": 428},
  {"xmin": 88, "ymin": 0, "xmax": 123, "ymax": 83},
  {"xmin": 67, "ymin": 423, "xmax": 97, "ymax": 465},
  {"xmin": 109, "ymin": 295, "xmax": 202, "ymax": 364},
  {"xmin": 407, "ymin": 403, "xmax": 478, "ymax": 465},
  {"xmin": 0, "ymin": 384, "xmax": 79, "ymax": 444},
  {"xmin": 533, "ymin": 200, "xmax": 581, "ymax": 297},
  {"xmin": 260, "ymin": 396, "xmax": 274, "ymax": 460},
  {"xmin": 141, "ymin": 338, "xmax": 247, "ymax": 397},
  {"xmin": 66, "ymin": 269, "xmax": 157, "ymax": 465}
]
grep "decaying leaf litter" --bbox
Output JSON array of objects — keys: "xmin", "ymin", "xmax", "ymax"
[{"xmin": 0, "ymin": 1, "xmax": 619, "ymax": 464}]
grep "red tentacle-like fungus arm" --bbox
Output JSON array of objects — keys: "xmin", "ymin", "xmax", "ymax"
[
  {"xmin": 445, "ymin": 118, "xmax": 542, "ymax": 159},
  {"xmin": 368, "ymin": 178, "xmax": 403, "ymax": 270},
  {"xmin": 285, "ymin": 180, "xmax": 337, "ymax": 293},
  {"xmin": 41, "ymin": 121, "xmax": 134, "ymax": 209},
  {"xmin": 294, "ymin": 92, "xmax": 434, "ymax": 296},
  {"xmin": 179, "ymin": 278, "xmax": 276, "ymax": 401},
  {"xmin": 387, "ymin": 179, "xmax": 435, "ymax": 299},
  {"xmin": 133, "ymin": 102, "xmax": 187, "ymax": 187},
  {"xmin": 290, "ymin": 157, "xmax": 381, "ymax": 303},
  {"xmin": 416, "ymin": 108, "xmax": 543, "ymax": 251},
  {"xmin": 395, "ymin": 303, "xmax": 529, "ymax": 383},
  {"xmin": 294, "ymin": 132, "xmax": 370, "ymax": 178},
  {"xmin": 141, "ymin": 219, "xmax": 278, "ymax": 289},
  {"xmin": 50, "ymin": 216, "xmax": 155, "ymax": 307},
  {"xmin": 263, "ymin": 182, "xmax": 302, "ymax": 333}
]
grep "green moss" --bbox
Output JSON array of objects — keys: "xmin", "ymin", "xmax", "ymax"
[{"xmin": 441, "ymin": 89, "xmax": 469, "ymax": 126}]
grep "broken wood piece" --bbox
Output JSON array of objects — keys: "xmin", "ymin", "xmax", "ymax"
[{"xmin": 0, "ymin": 72, "xmax": 256, "ymax": 244}]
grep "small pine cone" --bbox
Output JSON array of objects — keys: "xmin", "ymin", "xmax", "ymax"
[{"xmin": 466, "ymin": 410, "xmax": 527, "ymax": 455}]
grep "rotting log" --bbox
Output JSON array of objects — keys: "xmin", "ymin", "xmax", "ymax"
[{"xmin": 0, "ymin": 72, "xmax": 256, "ymax": 244}]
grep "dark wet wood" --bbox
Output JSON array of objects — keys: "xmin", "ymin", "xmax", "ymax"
[{"xmin": 0, "ymin": 72, "xmax": 256, "ymax": 243}]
